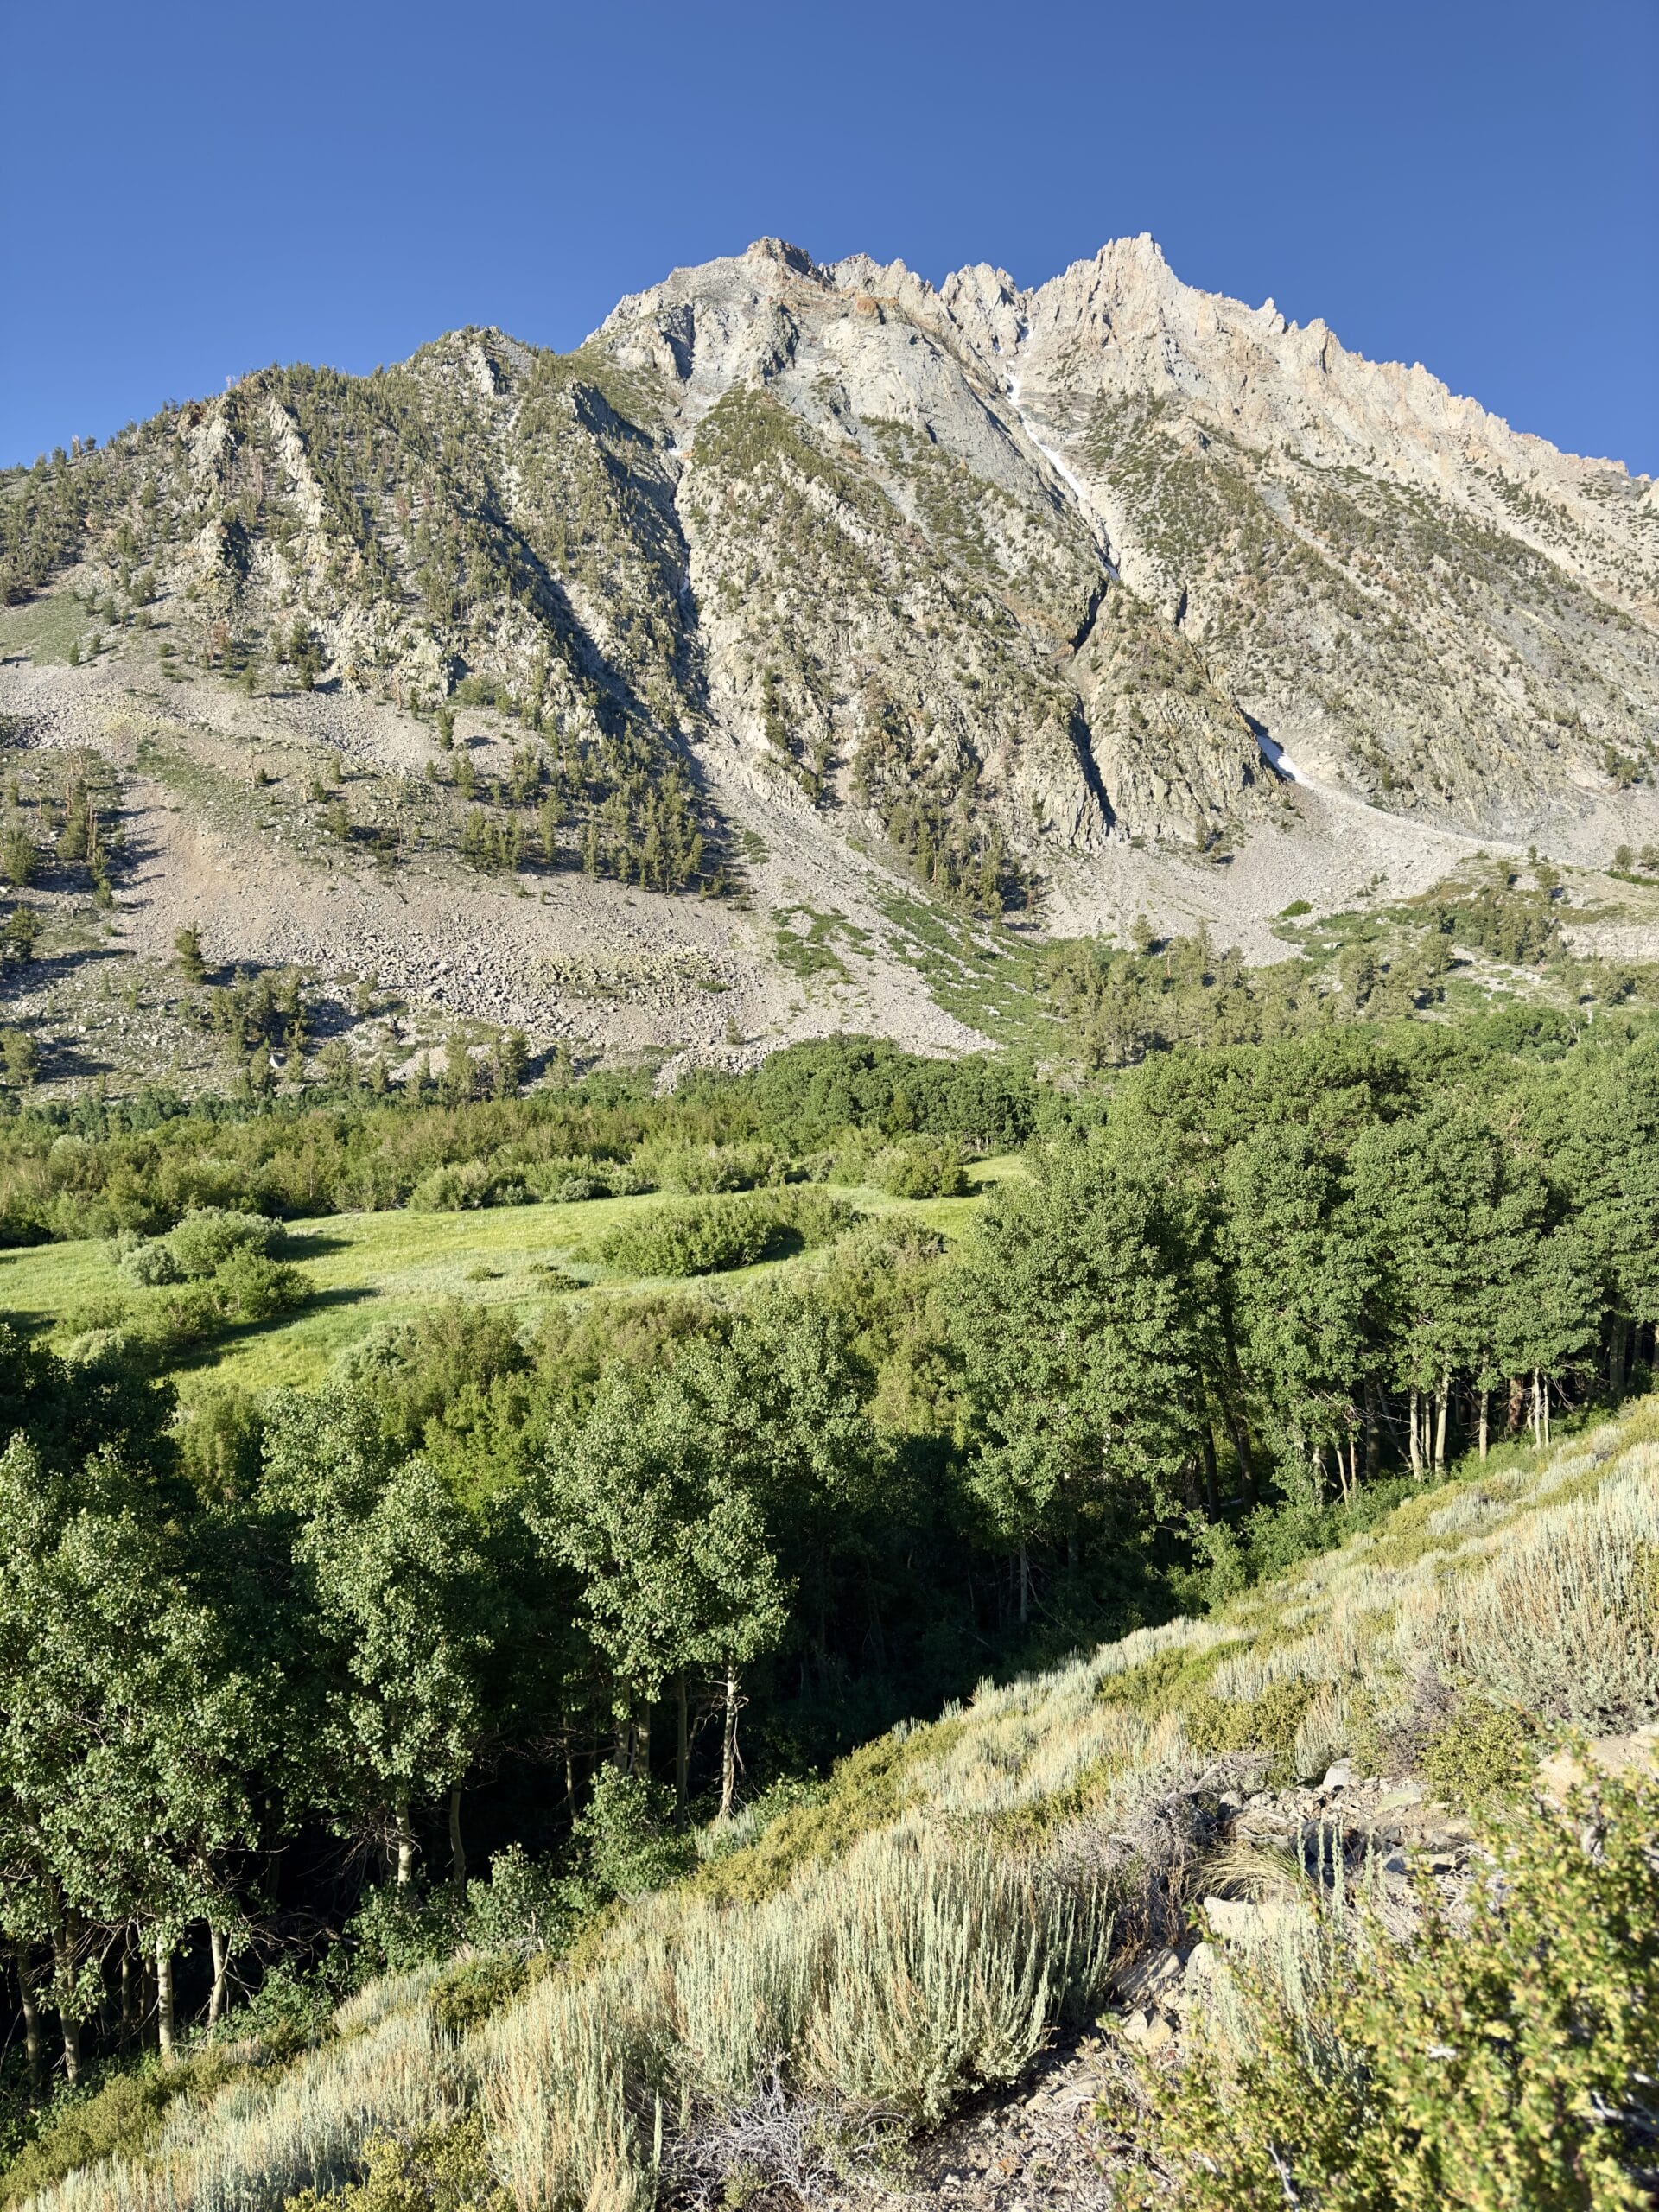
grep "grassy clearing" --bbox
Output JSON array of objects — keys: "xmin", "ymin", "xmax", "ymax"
[
  {"xmin": 0, "ymin": 592, "xmax": 86, "ymax": 665},
  {"xmin": 873, "ymin": 891, "xmax": 1055, "ymax": 1048},
  {"xmin": 0, "ymin": 1162, "xmax": 1021, "ymax": 1394}
]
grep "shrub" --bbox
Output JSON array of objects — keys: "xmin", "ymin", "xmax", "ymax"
[
  {"xmin": 462, "ymin": 1845, "xmax": 575, "ymax": 1957},
  {"xmin": 0, "ymin": 2062, "xmax": 194, "ymax": 2208},
  {"xmin": 118, "ymin": 1205, "xmax": 283, "ymax": 1286},
  {"xmin": 225, "ymin": 1961, "xmax": 340, "ymax": 2059},
  {"xmin": 171, "ymin": 1211, "xmax": 285, "ymax": 1282},
  {"xmin": 1419, "ymin": 1700, "xmax": 1540, "ymax": 1813},
  {"xmin": 798, "ymin": 1838, "xmax": 1109, "ymax": 2120},
  {"xmin": 346, "ymin": 1886, "xmax": 461, "ymax": 1980},
  {"xmin": 62, "ymin": 1248, "xmax": 305, "ymax": 1361},
  {"xmin": 1183, "ymin": 1678, "xmax": 1319, "ymax": 1783},
  {"xmin": 115, "ymin": 1234, "xmax": 182, "ymax": 1287},
  {"xmin": 571, "ymin": 1770, "xmax": 695, "ymax": 1901},
  {"xmin": 1432, "ymin": 1471, "xmax": 1659, "ymax": 1731},
  {"xmin": 409, "ymin": 1160, "xmax": 503, "ymax": 1211},
  {"xmin": 590, "ymin": 1196, "xmax": 779, "ymax": 1277},
  {"xmin": 642, "ymin": 1141, "xmax": 786, "ymax": 1194},
  {"xmin": 479, "ymin": 1829, "xmax": 1111, "ymax": 2206},
  {"xmin": 188, "ymin": 1389, "xmax": 274, "ymax": 1487},
  {"xmin": 1120, "ymin": 1775, "xmax": 1659, "ymax": 2212},
  {"xmin": 534, "ymin": 1168, "xmax": 604, "ymax": 1202},
  {"xmin": 876, "ymin": 1141, "xmax": 969, "ymax": 1199},
  {"xmin": 770, "ymin": 1186, "xmax": 861, "ymax": 1247},
  {"xmin": 211, "ymin": 1248, "xmax": 305, "ymax": 1323},
  {"xmin": 428, "ymin": 1955, "xmax": 533, "ymax": 2040},
  {"xmin": 284, "ymin": 2114, "xmax": 507, "ymax": 2212},
  {"xmin": 592, "ymin": 1191, "xmax": 863, "ymax": 1277}
]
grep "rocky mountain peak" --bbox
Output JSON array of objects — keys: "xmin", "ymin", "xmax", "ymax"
[{"xmin": 4, "ymin": 235, "xmax": 1656, "ymax": 917}]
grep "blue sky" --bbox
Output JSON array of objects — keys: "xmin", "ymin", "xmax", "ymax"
[{"xmin": 3, "ymin": 0, "xmax": 1655, "ymax": 473}]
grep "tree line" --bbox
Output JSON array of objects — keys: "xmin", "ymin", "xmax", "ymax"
[{"xmin": 0, "ymin": 1039, "xmax": 1040, "ymax": 1247}]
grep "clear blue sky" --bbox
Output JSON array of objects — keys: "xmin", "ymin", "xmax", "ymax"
[{"xmin": 3, "ymin": 0, "xmax": 1655, "ymax": 474}]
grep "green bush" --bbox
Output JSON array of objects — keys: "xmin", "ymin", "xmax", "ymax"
[
  {"xmin": 876, "ymin": 1140, "xmax": 969, "ymax": 1198},
  {"xmin": 409, "ymin": 1160, "xmax": 525, "ymax": 1211},
  {"xmin": 166, "ymin": 1205, "xmax": 283, "ymax": 1276},
  {"xmin": 283, "ymin": 2115, "xmax": 505, "ymax": 2212},
  {"xmin": 588, "ymin": 1190, "xmax": 859, "ymax": 1278},
  {"xmin": 115, "ymin": 1235, "xmax": 184, "ymax": 1287},
  {"xmin": 643, "ymin": 1141, "xmax": 786, "ymax": 1194},
  {"xmin": 1183, "ymin": 1678, "xmax": 1319, "ymax": 1782},
  {"xmin": 590, "ymin": 1195, "xmax": 779, "ymax": 1276},
  {"xmin": 571, "ymin": 1769, "xmax": 695, "ymax": 1901},
  {"xmin": 1420, "ymin": 1700, "xmax": 1540, "ymax": 1813},
  {"xmin": 771, "ymin": 1186, "xmax": 861, "ymax": 1246},
  {"xmin": 1122, "ymin": 1775, "xmax": 1659, "ymax": 2212},
  {"xmin": 211, "ymin": 1249, "xmax": 305, "ymax": 1323},
  {"xmin": 345, "ymin": 1885, "xmax": 460, "ymax": 1980},
  {"xmin": 0, "ymin": 2062, "xmax": 199, "ymax": 2208},
  {"xmin": 115, "ymin": 1205, "xmax": 283, "ymax": 1287},
  {"xmin": 63, "ymin": 1247, "xmax": 305, "ymax": 1360},
  {"xmin": 222, "ymin": 1961, "xmax": 338, "ymax": 2059},
  {"xmin": 461, "ymin": 1843, "xmax": 575, "ymax": 1956},
  {"xmin": 530, "ymin": 1166, "xmax": 604, "ymax": 1201},
  {"xmin": 427, "ymin": 1954, "xmax": 531, "ymax": 2039}
]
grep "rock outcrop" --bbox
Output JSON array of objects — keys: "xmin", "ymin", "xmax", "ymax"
[{"xmin": 8, "ymin": 234, "xmax": 1656, "ymax": 901}]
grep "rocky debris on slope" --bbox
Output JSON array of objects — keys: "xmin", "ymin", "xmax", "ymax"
[
  {"xmin": 0, "ymin": 633, "xmax": 1007, "ymax": 1089},
  {"xmin": 831, "ymin": 1763, "xmax": 1484, "ymax": 2212},
  {"xmin": 6, "ymin": 233, "xmax": 1659, "ymax": 1090}
]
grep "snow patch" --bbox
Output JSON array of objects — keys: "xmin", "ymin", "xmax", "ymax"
[
  {"xmin": 1007, "ymin": 374, "xmax": 1118, "ymax": 576},
  {"xmin": 1255, "ymin": 728, "xmax": 1303, "ymax": 784}
]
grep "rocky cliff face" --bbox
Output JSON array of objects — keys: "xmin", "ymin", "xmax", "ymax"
[
  {"xmin": 600, "ymin": 234, "xmax": 1659, "ymax": 844},
  {"xmin": 6, "ymin": 235, "xmax": 1656, "ymax": 905}
]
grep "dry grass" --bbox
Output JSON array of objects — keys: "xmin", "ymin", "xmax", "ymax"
[
  {"xmin": 32, "ymin": 1972, "xmax": 456, "ymax": 2212},
  {"xmin": 480, "ymin": 1830, "xmax": 1112, "ymax": 2205}
]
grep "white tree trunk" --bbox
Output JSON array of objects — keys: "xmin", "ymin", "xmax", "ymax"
[
  {"xmin": 48, "ymin": 1904, "xmax": 82, "ymax": 2084},
  {"xmin": 1433, "ymin": 1371, "xmax": 1450, "ymax": 1473},
  {"xmin": 155, "ymin": 1933, "xmax": 176, "ymax": 2067},
  {"xmin": 207, "ymin": 1923, "xmax": 229, "ymax": 2028},
  {"xmin": 721, "ymin": 1665, "xmax": 741, "ymax": 1820},
  {"xmin": 394, "ymin": 1800, "xmax": 416, "ymax": 1888}
]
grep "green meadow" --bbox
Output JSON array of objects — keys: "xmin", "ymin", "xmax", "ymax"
[{"xmin": 0, "ymin": 1160, "xmax": 1022, "ymax": 1395}]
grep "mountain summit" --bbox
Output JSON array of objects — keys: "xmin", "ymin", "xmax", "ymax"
[
  {"xmin": 0, "ymin": 238, "xmax": 1656, "ymax": 1077},
  {"xmin": 7, "ymin": 235, "xmax": 1656, "ymax": 878},
  {"xmin": 594, "ymin": 232, "xmax": 1656, "ymax": 847}
]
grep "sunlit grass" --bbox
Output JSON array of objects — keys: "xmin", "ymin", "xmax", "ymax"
[
  {"xmin": 0, "ymin": 1160, "xmax": 1024, "ymax": 1395},
  {"xmin": 0, "ymin": 588, "xmax": 86, "ymax": 664}
]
